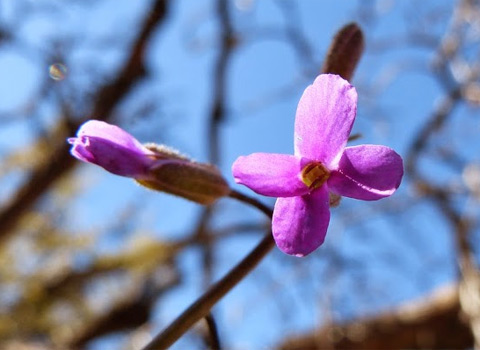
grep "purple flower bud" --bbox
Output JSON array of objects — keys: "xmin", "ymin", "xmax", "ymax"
[{"xmin": 68, "ymin": 120, "xmax": 230, "ymax": 205}]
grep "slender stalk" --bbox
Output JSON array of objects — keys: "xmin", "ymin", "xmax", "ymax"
[
  {"xmin": 140, "ymin": 190, "xmax": 273, "ymax": 350},
  {"xmin": 204, "ymin": 311, "xmax": 221, "ymax": 350},
  {"xmin": 142, "ymin": 235, "xmax": 274, "ymax": 350},
  {"xmin": 228, "ymin": 189, "xmax": 274, "ymax": 218}
]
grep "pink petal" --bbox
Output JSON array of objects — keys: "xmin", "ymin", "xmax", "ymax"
[
  {"xmin": 272, "ymin": 186, "xmax": 330, "ymax": 256},
  {"xmin": 294, "ymin": 74, "xmax": 357, "ymax": 166},
  {"xmin": 68, "ymin": 120, "xmax": 155, "ymax": 178},
  {"xmin": 68, "ymin": 137, "xmax": 95, "ymax": 163},
  {"xmin": 328, "ymin": 145, "xmax": 404, "ymax": 200},
  {"xmin": 232, "ymin": 153, "xmax": 310, "ymax": 197},
  {"xmin": 76, "ymin": 120, "xmax": 153, "ymax": 155},
  {"xmin": 69, "ymin": 135, "xmax": 153, "ymax": 177}
]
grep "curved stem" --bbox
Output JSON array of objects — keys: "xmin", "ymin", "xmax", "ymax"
[
  {"xmin": 205, "ymin": 313, "xmax": 221, "ymax": 350},
  {"xmin": 140, "ymin": 190, "xmax": 274, "ymax": 350},
  {"xmin": 228, "ymin": 189, "xmax": 274, "ymax": 218}
]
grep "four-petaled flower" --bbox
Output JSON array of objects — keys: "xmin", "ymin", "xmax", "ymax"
[{"xmin": 232, "ymin": 74, "xmax": 404, "ymax": 257}]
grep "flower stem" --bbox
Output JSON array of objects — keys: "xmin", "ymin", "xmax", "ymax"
[
  {"xmin": 228, "ymin": 189, "xmax": 273, "ymax": 217},
  {"xmin": 140, "ymin": 190, "xmax": 274, "ymax": 350},
  {"xmin": 204, "ymin": 313, "xmax": 221, "ymax": 350}
]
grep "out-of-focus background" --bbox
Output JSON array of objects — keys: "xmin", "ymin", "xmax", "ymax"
[{"xmin": 1, "ymin": 0, "xmax": 479, "ymax": 349}]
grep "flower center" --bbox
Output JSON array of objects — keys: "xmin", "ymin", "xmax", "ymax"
[{"xmin": 300, "ymin": 162, "xmax": 330, "ymax": 190}]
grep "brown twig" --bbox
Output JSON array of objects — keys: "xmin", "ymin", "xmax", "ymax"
[
  {"xmin": 204, "ymin": 313, "xmax": 222, "ymax": 350},
  {"xmin": 140, "ymin": 190, "xmax": 273, "ymax": 350},
  {"xmin": 208, "ymin": 0, "xmax": 235, "ymax": 165},
  {"xmin": 141, "ymin": 232, "xmax": 274, "ymax": 350},
  {"xmin": 194, "ymin": 2, "xmax": 237, "ymax": 343}
]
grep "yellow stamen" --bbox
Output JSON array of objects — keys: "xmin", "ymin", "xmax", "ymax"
[{"xmin": 301, "ymin": 162, "xmax": 330, "ymax": 190}]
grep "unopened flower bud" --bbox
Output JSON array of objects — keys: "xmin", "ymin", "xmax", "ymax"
[
  {"xmin": 68, "ymin": 120, "xmax": 230, "ymax": 205},
  {"xmin": 322, "ymin": 23, "xmax": 364, "ymax": 81}
]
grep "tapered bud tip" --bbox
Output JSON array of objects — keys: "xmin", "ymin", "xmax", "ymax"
[
  {"xmin": 322, "ymin": 22, "xmax": 365, "ymax": 81},
  {"xmin": 68, "ymin": 120, "xmax": 155, "ymax": 177}
]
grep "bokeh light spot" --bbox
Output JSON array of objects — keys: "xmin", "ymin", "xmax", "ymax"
[{"xmin": 49, "ymin": 63, "xmax": 67, "ymax": 81}]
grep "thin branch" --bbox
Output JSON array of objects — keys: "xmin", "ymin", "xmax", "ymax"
[
  {"xmin": 204, "ymin": 313, "xmax": 222, "ymax": 350},
  {"xmin": 208, "ymin": 0, "xmax": 235, "ymax": 165},
  {"xmin": 228, "ymin": 189, "xmax": 274, "ymax": 218},
  {"xmin": 141, "ymin": 232, "xmax": 274, "ymax": 350},
  {"xmin": 195, "ymin": 0, "xmax": 236, "ymax": 292},
  {"xmin": 277, "ymin": 284, "xmax": 473, "ymax": 350},
  {"xmin": 141, "ymin": 191, "xmax": 273, "ymax": 350}
]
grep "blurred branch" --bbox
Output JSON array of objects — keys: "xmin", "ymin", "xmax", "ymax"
[
  {"xmin": 406, "ymin": 88, "xmax": 462, "ymax": 176},
  {"xmin": 277, "ymin": 284, "xmax": 474, "ymax": 349},
  {"xmin": 275, "ymin": 0, "xmax": 315, "ymax": 71},
  {"xmin": 2, "ymin": 236, "xmax": 180, "ymax": 346},
  {"xmin": 69, "ymin": 275, "xmax": 180, "ymax": 349},
  {"xmin": 142, "ymin": 231, "xmax": 275, "ymax": 350},
  {"xmin": 0, "ymin": 0, "xmax": 170, "ymax": 245},
  {"xmin": 141, "ymin": 190, "xmax": 273, "ymax": 350},
  {"xmin": 208, "ymin": 0, "xmax": 235, "ymax": 165},
  {"xmin": 404, "ymin": 0, "xmax": 480, "ymax": 346},
  {"xmin": 193, "ymin": 1, "xmax": 237, "ymax": 344},
  {"xmin": 203, "ymin": 313, "xmax": 222, "ymax": 350}
]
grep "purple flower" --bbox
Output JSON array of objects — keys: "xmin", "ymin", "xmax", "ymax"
[
  {"xmin": 68, "ymin": 120, "xmax": 156, "ymax": 177},
  {"xmin": 232, "ymin": 74, "xmax": 403, "ymax": 257}
]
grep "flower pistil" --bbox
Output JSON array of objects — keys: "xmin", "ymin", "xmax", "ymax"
[{"xmin": 300, "ymin": 162, "xmax": 330, "ymax": 190}]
